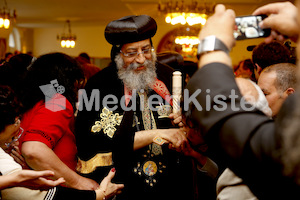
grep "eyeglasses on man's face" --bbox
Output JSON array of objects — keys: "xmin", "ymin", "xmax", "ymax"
[
  {"xmin": 120, "ymin": 47, "xmax": 154, "ymax": 58},
  {"xmin": 5, "ymin": 127, "xmax": 24, "ymax": 148}
]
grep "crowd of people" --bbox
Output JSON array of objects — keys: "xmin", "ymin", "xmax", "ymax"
[{"xmin": 0, "ymin": 1, "xmax": 300, "ymax": 199}]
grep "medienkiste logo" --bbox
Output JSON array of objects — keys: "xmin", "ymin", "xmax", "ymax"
[{"xmin": 39, "ymin": 79, "xmax": 66, "ymax": 112}]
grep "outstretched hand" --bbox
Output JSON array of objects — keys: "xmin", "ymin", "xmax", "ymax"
[
  {"xmin": 96, "ymin": 168, "xmax": 124, "ymax": 200},
  {"xmin": 9, "ymin": 170, "xmax": 65, "ymax": 190}
]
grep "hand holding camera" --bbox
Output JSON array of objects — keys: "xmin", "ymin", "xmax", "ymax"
[{"xmin": 234, "ymin": 15, "xmax": 271, "ymax": 40}]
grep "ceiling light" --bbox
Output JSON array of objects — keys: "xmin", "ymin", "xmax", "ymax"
[
  {"xmin": 0, "ymin": 0, "xmax": 16, "ymax": 29},
  {"xmin": 57, "ymin": 20, "xmax": 76, "ymax": 48},
  {"xmin": 175, "ymin": 36, "xmax": 199, "ymax": 52},
  {"xmin": 158, "ymin": 0, "xmax": 214, "ymax": 26}
]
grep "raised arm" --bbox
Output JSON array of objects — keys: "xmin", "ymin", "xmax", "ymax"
[
  {"xmin": 184, "ymin": 3, "xmax": 300, "ymax": 199},
  {"xmin": 198, "ymin": 4, "xmax": 235, "ymax": 68}
]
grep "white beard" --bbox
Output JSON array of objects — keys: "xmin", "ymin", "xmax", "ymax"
[{"xmin": 115, "ymin": 52, "xmax": 157, "ymax": 92}]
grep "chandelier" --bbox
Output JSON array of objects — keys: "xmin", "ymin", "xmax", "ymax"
[
  {"xmin": 158, "ymin": 0, "xmax": 214, "ymax": 26},
  {"xmin": 0, "ymin": 0, "xmax": 16, "ymax": 29},
  {"xmin": 174, "ymin": 27, "xmax": 200, "ymax": 53},
  {"xmin": 57, "ymin": 20, "xmax": 76, "ymax": 48},
  {"xmin": 175, "ymin": 36, "xmax": 199, "ymax": 52}
]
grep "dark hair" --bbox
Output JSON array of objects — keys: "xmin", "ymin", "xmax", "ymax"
[
  {"xmin": 0, "ymin": 54, "xmax": 33, "ymax": 94},
  {"xmin": 239, "ymin": 59, "xmax": 254, "ymax": 71},
  {"xmin": 79, "ymin": 52, "xmax": 90, "ymax": 62},
  {"xmin": 20, "ymin": 52, "xmax": 84, "ymax": 113},
  {"xmin": 0, "ymin": 85, "xmax": 21, "ymax": 133},
  {"xmin": 5, "ymin": 52, "xmax": 13, "ymax": 59},
  {"xmin": 252, "ymin": 41, "xmax": 291, "ymax": 70}
]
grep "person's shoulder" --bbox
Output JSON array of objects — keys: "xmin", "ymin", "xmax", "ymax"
[
  {"xmin": 156, "ymin": 61, "xmax": 174, "ymax": 79},
  {"xmin": 84, "ymin": 63, "xmax": 122, "ymax": 94},
  {"xmin": 32, "ymin": 94, "xmax": 73, "ymax": 116},
  {"xmin": 156, "ymin": 61, "xmax": 174, "ymax": 74},
  {"xmin": 86, "ymin": 63, "xmax": 117, "ymax": 85},
  {"xmin": 155, "ymin": 61, "xmax": 175, "ymax": 90},
  {"xmin": 84, "ymin": 63, "xmax": 101, "ymax": 71}
]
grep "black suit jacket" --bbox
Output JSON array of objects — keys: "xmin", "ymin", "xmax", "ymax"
[{"xmin": 186, "ymin": 62, "xmax": 300, "ymax": 199}]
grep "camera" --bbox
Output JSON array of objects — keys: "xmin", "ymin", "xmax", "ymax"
[{"xmin": 234, "ymin": 14, "xmax": 271, "ymax": 40}]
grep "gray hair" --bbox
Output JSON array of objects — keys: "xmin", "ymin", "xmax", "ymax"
[
  {"xmin": 262, "ymin": 63, "xmax": 297, "ymax": 94},
  {"xmin": 115, "ymin": 52, "xmax": 157, "ymax": 92}
]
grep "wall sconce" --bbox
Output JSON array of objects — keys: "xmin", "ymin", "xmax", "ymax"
[
  {"xmin": 0, "ymin": 0, "xmax": 16, "ymax": 29},
  {"xmin": 158, "ymin": 0, "xmax": 214, "ymax": 26},
  {"xmin": 57, "ymin": 20, "xmax": 76, "ymax": 48}
]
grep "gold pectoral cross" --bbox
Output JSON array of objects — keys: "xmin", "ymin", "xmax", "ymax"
[{"xmin": 91, "ymin": 107, "xmax": 123, "ymax": 138}]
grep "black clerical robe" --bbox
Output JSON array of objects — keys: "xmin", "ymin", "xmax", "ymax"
[{"xmin": 75, "ymin": 62, "xmax": 195, "ymax": 200}]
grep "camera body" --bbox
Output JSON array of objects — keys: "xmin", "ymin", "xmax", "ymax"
[{"xmin": 234, "ymin": 14, "xmax": 271, "ymax": 40}]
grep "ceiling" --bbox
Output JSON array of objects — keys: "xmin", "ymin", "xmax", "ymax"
[{"xmin": 5, "ymin": 0, "xmax": 295, "ymax": 29}]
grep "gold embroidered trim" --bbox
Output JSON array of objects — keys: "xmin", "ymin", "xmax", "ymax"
[
  {"xmin": 76, "ymin": 152, "xmax": 113, "ymax": 174},
  {"xmin": 91, "ymin": 107, "xmax": 123, "ymax": 138},
  {"xmin": 138, "ymin": 92, "xmax": 162, "ymax": 156},
  {"xmin": 156, "ymin": 105, "xmax": 172, "ymax": 118},
  {"xmin": 138, "ymin": 92, "xmax": 157, "ymax": 130}
]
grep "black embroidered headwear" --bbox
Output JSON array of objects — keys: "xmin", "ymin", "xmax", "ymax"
[
  {"xmin": 105, "ymin": 15, "xmax": 157, "ymax": 45},
  {"xmin": 105, "ymin": 15, "xmax": 157, "ymax": 61}
]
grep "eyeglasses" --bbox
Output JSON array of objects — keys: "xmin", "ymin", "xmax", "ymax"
[
  {"xmin": 120, "ymin": 47, "xmax": 154, "ymax": 58},
  {"xmin": 5, "ymin": 127, "xmax": 24, "ymax": 148}
]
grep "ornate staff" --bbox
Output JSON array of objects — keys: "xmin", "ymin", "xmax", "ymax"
[
  {"xmin": 172, "ymin": 71, "xmax": 182, "ymax": 114},
  {"xmin": 153, "ymin": 71, "xmax": 183, "ymax": 146}
]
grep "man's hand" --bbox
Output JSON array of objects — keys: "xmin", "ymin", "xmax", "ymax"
[
  {"xmin": 156, "ymin": 129, "xmax": 187, "ymax": 150},
  {"xmin": 134, "ymin": 128, "xmax": 187, "ymax": 150},
  {"xmin": 169, "ymin": 113, "xmax": 184, "ymax": 127},
  {"xmin": 186, "ymin": 128, "xmax": 206, "ymax": 150},
  {"xmin": 253, "ymin": 1, "xmax": 299, "ymax": 43},
  {"xmin": 198, "ymin": 4, "xmax": 235, "ymax": 68},
  {"xmin": 199, "ymin": 4, "xmax": 236, "ymax": 51}
]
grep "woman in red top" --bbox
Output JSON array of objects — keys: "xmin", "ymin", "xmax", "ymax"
[
  {"xmin": 17, "ymin": 52, "xmax": 99, "ymax": 190},
  {"xmin": 0, "ymin": 85, "xmax": 123, "ymax": 200}
]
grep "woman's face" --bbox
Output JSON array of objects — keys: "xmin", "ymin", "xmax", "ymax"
[{"xmin": 0, "ymin": 118, "xmax": 22, "ymax": 149}]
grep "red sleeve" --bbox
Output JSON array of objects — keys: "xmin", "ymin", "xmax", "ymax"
[{"xmin": 22, "ymin": 98, "xmax": 74, "ymax": 149}]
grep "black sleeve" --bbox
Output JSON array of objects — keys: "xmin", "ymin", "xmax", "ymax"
[
  {"xmin": 44, "ymin": 186, "xmax": 96, "ymax": 200},
  {"xmin": 185, "ymin": 62, "xmax": 300, "ymax": 199},
  {"xmin": 112, "ymin": 109, "xmax": 135, "ymax": 183}
]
